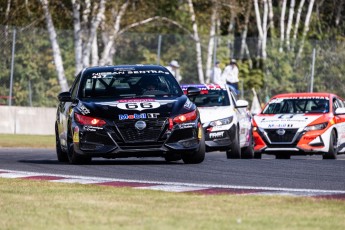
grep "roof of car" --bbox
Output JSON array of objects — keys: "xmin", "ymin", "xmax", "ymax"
[
  {"xmin": 180, "ymin": 83, "xmax": 226, "ymax": 90},
  {"xmin": 81, "ymin": 64, "xmax": 169, "ymax": 75},
  {"xmin": 271, "ymin": 92, "xmax": 339, "ymax": 99}
]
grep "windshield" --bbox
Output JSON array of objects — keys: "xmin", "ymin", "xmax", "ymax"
[
  {"xmin": 191, "ymin": 89, "xmax": 230, "ymax": 107},
  {"xmin": 262, "ymin": 98, "xmax": 329, "ymax": 114},
  {"xmin": 79, "ymin": 71, "xmax": 183, "ymax": 99}
]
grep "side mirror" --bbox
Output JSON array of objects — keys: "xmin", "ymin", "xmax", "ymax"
[
  {"xmin": 58, "ymin": 91, "xmax": 72, "ymax": 102},
  {"xmin": 186, "ymin": 87, "xmax": 201, "ymax": 97},
  {"xmin": 335, "ymin": 107, "xmax": 345, "ymax": 115},
  {"xmin": 236, "ymin": 99, "xmax": 249, "ymax": 108}
]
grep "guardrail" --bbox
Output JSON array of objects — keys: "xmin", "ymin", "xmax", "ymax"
[{"xmin": 0, "ymin": 106, "xmax": 56, "ymax": 135}]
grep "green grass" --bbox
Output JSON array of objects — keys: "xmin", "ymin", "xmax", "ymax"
[
  {"xmin": 0, "ymin": 178, "xmax": 344, "ymax": 230},
  {"xmin": 0, "ymin": 134, "xmax": 55, "ymax": 148},
  {"xmin": 1, "ymin": 134, "xmax": 345, "ymax": 229}
]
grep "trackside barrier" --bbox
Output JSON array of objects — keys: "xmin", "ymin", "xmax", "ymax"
[{"xmin": 0, "ymin": 106, "xmax": 56, "ymax": 135}]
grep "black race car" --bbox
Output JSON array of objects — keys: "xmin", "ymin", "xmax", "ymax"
[{"xmin": 55, "ymin": 65, "xmax": 205, "ymax": 164}]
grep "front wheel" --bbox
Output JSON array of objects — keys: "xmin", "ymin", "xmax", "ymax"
[
  {"xmin": 67, "ymin": 130, "xmax": 92, "ymax": 164},
  {"xmin": 67, "ymin": 142, "xmax": 92, "ymax": 164},
  {"xmin": 182, "ymin": 131, "xmax": 205, "ymax": 164},
  {"xmin": 226, "ymin": 127, "xmax": 241, "ymax": 159},
  {"xmin": 241, "ymin": 132, "xmax": 254, "ymax": 159},
  {"xmin": 323, "ymin": 130, "xmax": 337, "ymax": 159},
  {"xmin": 56, "ymin": 125, "xmax": 68, "ymax": 162}
]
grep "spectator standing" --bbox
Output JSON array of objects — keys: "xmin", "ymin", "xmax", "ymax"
[
  {"xmin": 166, "ymin": 60, "xmax": 182, "ymax": 83},
  {"xmin": 222, "ymin": 59, "xmax": 239, "ymax": 91},
  {"xmin": 211, "ymin": 60, "xmax": 225, "ymax": 85}
]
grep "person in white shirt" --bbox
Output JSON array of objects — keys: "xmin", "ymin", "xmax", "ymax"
[
  {"xmin": 211, "ymin": 60, "xmax": 225, "ymax": 85},
  {"xmin": 166, "ymin": 60, "xmax": 182, "ymax": 83},
  {"xmin": 222, "ymin": 59, "xmax": 239, "ymax": 91}
]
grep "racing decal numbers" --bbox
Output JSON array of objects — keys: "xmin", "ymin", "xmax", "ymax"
[{"xmin": 117, "ymin": 101, "xmax": 160, "ymax": 111}]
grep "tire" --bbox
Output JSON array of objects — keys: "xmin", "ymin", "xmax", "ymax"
[
  {"xmin": 182, "ymin": 130, "xmax": 205, "ymax": 164},
  {"xmin": 254, "ymin": 152, "xmax": 262, "ymax": 159},
  {"xmin": 275, "ymin": 154, "xmax": 291, "ymax": 159},
  {"xmin": 323, "ymin": 130, "xmax": 337, "ymax": 159},
  {"xmin": 55, "ymin": 125, "xmax": 68, "ymax": 162},
  {"xmin": 67, "ymin": 130, "xmax": 92, "ymax": 165},
  {"xmin": 226, "ymin": 127, "xmax": 241, "ymax": 159},
  {"xmin": 241, "ymin": 131, "xmax": 254, "ymax": 159}
]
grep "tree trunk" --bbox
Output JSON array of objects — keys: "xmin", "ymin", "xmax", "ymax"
[
  {"xmin": 239, "ymin": 0, "xmax": 252, "ymax": 60},
  {"xmin": 267, "ymin": 0, "xmax": 275, "ymax": 38},
  {"xmin": 253, "ymin": 0, "xmax": 263, "ymax": 60},
  {"xmin": 40, "ymin": 0, "xmax": 69, "ymax": 92},
  {"xmin": 72, "ymin": 0, "xmax": 83, "ymax": 75},
  {"xmin": 91, "ymin": 34, "xmax": 99, "ymax": 66},
  {"xmin": 335, "ymin": 0, "xmax": 344, "ymax": 26},
  {"xmin": 285, "ymin": 0, "xmax": 295, "ymax": 51},
  {"xmin": 262, "ymin": 0, "xmax": 268, "ymax": 59},
  {"xmin": 187, "ymin": 0, "xmax": 204, "ymax": 83},
  {"xmin": 295, "ymin": 0, "xmax": 316, "ymax": 64},
  {"xmin": 205, "ymin": 0, "xmax": 218, "ymax": 83},
  {"xmin": 81, "ymin": 0, "xmax": 106, "ymax": 67},
  {"xmin": 279, "ymin": 0, "xmax": 287, "ymax": 52},
  {"xmin": 4, "ymin": 0, "xmax": 11, "ymax": 37},
  {"xmin": 99, "ymin": 1, "xmax": 129, "ymax": 66},
  {"xmin": 292, "ymin": 0, "xmax": 305, "ymax": 50}
]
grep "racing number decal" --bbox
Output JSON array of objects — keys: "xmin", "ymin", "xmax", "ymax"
[
  {"xmin": 126, "ymin": 102, "xmax": 153, "ymax": 109},
  {"xmin": 117, "ymin": 102, "xmax": 160, "ymax": 111}
]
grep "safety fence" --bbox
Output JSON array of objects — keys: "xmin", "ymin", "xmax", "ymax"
[{"xmin": 1, "ymin": 25, "xmax": 345, "ymax": 108}]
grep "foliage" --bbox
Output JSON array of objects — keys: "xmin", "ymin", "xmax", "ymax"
[{"xmin": 1, "ymin": 0, "xmax": 345, "ymax": 106}]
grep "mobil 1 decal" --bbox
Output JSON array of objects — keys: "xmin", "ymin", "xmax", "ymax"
[{"xmin": 117, "ymin": 99, "xmax": 160, "ymax": 111}]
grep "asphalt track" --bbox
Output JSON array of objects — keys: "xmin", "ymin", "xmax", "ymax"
[{"xmin": 0, "ymin": 148, "xmax": 345, "ymax": 198}]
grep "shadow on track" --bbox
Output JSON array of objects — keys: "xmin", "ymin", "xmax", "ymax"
[{"xmin": 18, "ymin": 158, "xmax": 185, "ymax": 166}]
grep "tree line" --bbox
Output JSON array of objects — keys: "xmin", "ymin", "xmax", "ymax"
[{"xmin": 1, "ymin": 0, "xmax": 344, "ymax": 107}]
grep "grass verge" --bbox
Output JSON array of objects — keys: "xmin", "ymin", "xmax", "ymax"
[
  {"xmin": 0, "ymin": 178, "xmax": 345, "ymax": 230},
  {"xmin": 0, "ymin": 134, "xmax": 55, "ymax": 148}
]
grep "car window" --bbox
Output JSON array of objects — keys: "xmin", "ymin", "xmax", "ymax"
[
  {"xmin": 78, "ymin": 72, "xmax": 183, "ymax": 99},
  {"xmin": 70, "ymin": 73, "xmax": 81, "ymax": 99},
  {"xmin": 192, "ymin": 89, "xmax": 230, "ymax": 107},
  {"xmin": 262, "ymin": 98, "xmax": 329, "ymax": 114}
]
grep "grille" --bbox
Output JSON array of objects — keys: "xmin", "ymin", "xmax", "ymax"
[
  {"xmin": 264, "ymin": 128, "xmax": 298, "ymax": 143},
  {"xmin": 115, "ymin": 118, "xmax": 167, "ymax": 142}
]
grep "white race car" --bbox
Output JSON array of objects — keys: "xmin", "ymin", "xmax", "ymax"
[
  {"xmin": 252, "ymin": 92, "xmax": 345, "ymax": 159},
  {"xmin": 181, "ymin": 84, "xmax": 254, "ymax": 159}
]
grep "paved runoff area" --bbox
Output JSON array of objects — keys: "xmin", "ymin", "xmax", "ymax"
[{"xmin": 1, "ymin": 169, "xmax": 344, "ymax": 200}]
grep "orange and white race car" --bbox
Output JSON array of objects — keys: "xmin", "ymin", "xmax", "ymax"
[{"xmin": 252, "ymin": 92, "xmax": 345, "ymax": 159}]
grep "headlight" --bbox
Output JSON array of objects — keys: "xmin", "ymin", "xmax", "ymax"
[
  {"xmin": 304, "ymin": 122, "xmax": 328, "ymax": 132},
  {"xmin": 209, "ymin": 117, "xmax": 233, "ymax": 127}
]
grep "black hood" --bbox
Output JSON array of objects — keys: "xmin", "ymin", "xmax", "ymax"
[{"xmin": 75, "ymin": 95, "xmax": 195, "ymax": 120}]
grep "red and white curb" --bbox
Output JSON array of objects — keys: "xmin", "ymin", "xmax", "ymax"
[{"xmin": 1, "ymin": 169, "xmax": 345, "ymax": 200}]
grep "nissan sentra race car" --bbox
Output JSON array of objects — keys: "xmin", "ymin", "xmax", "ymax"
[
  {"xmin": 252, "ymin": 92, "xmax": 345, "ymax": 159},
  {"xmin": 55, "ymin": 65, "xmax": 205, "ymax": 164},
  {"xmin": 181, "ymin": 84, "xmax": 254, "ymax": 159}
]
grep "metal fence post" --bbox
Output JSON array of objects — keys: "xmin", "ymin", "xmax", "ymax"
[
  {"xmin": 310, "ymin": 48, "xmax": 316, "ymax": 93},
  {"xmin": 157, "ymin": 34, "xmax": 162, "ymax": 65},
  {"xmin": 9, "ymin": 28, "xmax": 16, "ymax": 106}
]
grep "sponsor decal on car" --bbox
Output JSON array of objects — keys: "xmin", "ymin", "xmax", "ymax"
[
  {"xmin": 91, "ymin": 70, "xmax": 170, "ymax": 78},
  {"xmin": 208, "ymin": 124, "xmax": 232, "ymax": 132},
  {"xmin": 73, "ymin": 126, "xmax": 79, "ymax": 143},
  {"xmin": 178, "ymin": 123, "xmax": 194, "ymax": 129},
  {"xmin": 83, "ymin": 126, "xmax": 104, "ymax": 132},
  {"xmin": 119, "ymin": 113, "xmax": 147, "ymax": 120},
  {"xmin": 147, "ymin": 113, "xmax": 160, "ymax": 118},
  {"xmin": 209, "ymin": 131, "xmax": 224, "ymax": 139},
  {"xmin": 117, "ymin": 101, "xmax": 161, "ymax": 111},
  {"xmin": 78, "ymin": 104, "xmax": 90, "ymax": 115},
  {"xmin": 184, "ymin": 99, "xmax": 193, "ymax": 109}
]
